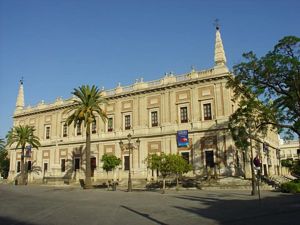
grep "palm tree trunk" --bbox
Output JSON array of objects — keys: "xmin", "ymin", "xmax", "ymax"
[
  {"xmin": 85, "ymin": 123, "xmax": 92, "ymax": 189},
  {"xmin": 20, "ymin": 147, "xmax": 25, "ymax": 185},
  {"xmin": 162, "ymin": 177, "xmax": 166, "ymax": 194}
]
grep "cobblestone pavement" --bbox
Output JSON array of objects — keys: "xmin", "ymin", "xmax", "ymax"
[{"xmin": 0, "ymin": 184, "xmax": 299, "ymax": 225}]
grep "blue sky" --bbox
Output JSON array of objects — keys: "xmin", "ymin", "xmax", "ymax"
[{"xmin": 1, "ymin": 0, "xmax": 300, "ymax": 138}]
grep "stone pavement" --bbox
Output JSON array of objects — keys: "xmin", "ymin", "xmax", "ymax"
[{"xmin": 0, "ymin": 184, "xmax": 299, "ymax": 225}]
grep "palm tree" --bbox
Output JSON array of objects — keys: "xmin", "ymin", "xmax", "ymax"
[
  {"xmin": 66, "ymin": 85, "xmax": 107, "ymax": 188},
  {"xmin": 0, "ymin": 138, "xmax": 4, "ymax": 150},
  {"xmin": 6, "ymin": 125, "xmax": 41, "ymax": 185}
]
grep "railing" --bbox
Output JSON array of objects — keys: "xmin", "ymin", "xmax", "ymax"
[
  {"xmin": 176, "ymin": 74, "xmax": 189, "ymax": 82},
  {"xmin": 18, "ymin": 68, "xmax": 217, "ymax": 111},
  {"xmin": 123, "ymin": 85, "xmax": 134, "ymax": 92},
  {"xmin": 147, "ymin": 79, "xmax": 162, "ymax": 87}
]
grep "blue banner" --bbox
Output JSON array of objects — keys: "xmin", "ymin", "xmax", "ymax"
[{"xmin": 177, "ymin": 130, "xmax": 189, "ymax": 147}]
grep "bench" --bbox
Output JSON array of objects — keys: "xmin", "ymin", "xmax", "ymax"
[{"xmin": 43, "ymin": 176, "xmax": 70, "ymax": 185}]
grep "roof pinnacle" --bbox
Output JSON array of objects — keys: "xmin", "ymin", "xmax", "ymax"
[{"xmin": 15, "ymin": 79, "xmax": 25, "ymax": 112}]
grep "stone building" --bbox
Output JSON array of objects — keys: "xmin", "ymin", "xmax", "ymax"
[
  {"xmin": 7, "ymin": 28, "xmax": 281, "ymax": 184},
  {"xmin": 280, "ymin": 140, "xmax": 300, "ymax": 161}
]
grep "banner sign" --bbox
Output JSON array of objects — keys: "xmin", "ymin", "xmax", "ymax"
[
  {"xmin": 177, "ymin": 130, "xmax": 189, "ymax": 147},
  {"xmin": 25, "ymin": 145, "xmax": 32, "ymax": 157}
]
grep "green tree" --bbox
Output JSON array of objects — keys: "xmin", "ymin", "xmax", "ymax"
[
  {"xmin": 169, "ymin": 154, "xmax": 192, "ymax": 187},
  {"xmin": 228, "ymin": 36, "xmax": 300, "ymax": 138},
  {"xmin": 66, "ymin": 85, "xmax": 107, "ymax": 188},
  {"xmin": 6, "ymin": 125, "xmax": 40, "ymax": 184},
  {"xmin": 146, "ymin": 153, "xmax": 172, "ymax": 191},
  {"xmin": 101, "ymin": 154, "xmax": 121, "ymax": 187},
  {"xmin": 228, "ymin": 97, "xmax": 272, "ymax": 195},
  {"xmin": 0, "ymin": 138, "xmax": 10, "ymax": 179}
]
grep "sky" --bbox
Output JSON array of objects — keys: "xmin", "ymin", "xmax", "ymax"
[{"xmin": 0, "ymin": 0, "xmax": 300, "ymax": 139}]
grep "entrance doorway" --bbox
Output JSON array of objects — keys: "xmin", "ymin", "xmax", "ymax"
[
  {"xmin": 263, "ymin": 164, "xmax": 268, "ymax": 176},
  {"xmin": 205, "ymin": 151, "xmax": 214, "ymax": 168},
  {"xmin": 91, "ymin": 157, "xmax": 96, "ymax": 177}
]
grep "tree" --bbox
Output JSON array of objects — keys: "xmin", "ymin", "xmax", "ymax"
[
  {"xmin": 101, "ymin": 154, "xmax": 121, "ymax": 187},
  {"xmin": 228, "ymin": 97, "xmax": 273, "ymax": 195},
  {"xmin": 146, "ymin": 153, "xmax": 172, "ymax": 192},
  {"xmin": 169, "ymin": 154, "xmax": 192, "ymax": 187},
  {"xmin": 6, "ymin": 125, "xmax": 40, "ymax": 184},
  {"xmin": 228, "ymin": 36, "xmax": 300, "ymax": 138},
  {"xmin": 0, "ymin": 138, "xmax": 9, "ymax": 179},
  {"xmin": 146, "ymin": 153, "xmax": 192, "ymax": 191},
  {"xmin": 66, "ymin": 85, "xmax": 107, "ymax": 188}
]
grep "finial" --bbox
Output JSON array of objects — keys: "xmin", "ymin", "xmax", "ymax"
[
  {"xmin": 214, "ymin": 19, "xmax": 220, "ymax": 30},
  {"xmin": 20, "ymin": 76, "xmax": 24, "ymax": 85}
]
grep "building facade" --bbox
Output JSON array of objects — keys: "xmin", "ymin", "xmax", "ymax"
[
  {"xmin": 280, "ymin": 140, "xmax": 300, "ymax": 161},
  {"xmin": 8, "ymin": 28, "xmax": 281, "ymax": 184}
]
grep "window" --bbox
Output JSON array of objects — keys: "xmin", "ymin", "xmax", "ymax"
[
  {"xmin": 125, "ymin": 115, "xmax": 131, "ymax": 130},
  {"xmin": 61, "ymin": 159, "xmax": 66, "ymax": 172},
  {"xmin": 63, "ymin": 123, "xmax": 68, "ymax": 137},
  {"xmin": 108, "ymin": 117, "xmax": 113, "ymax": 132},
  {"xmin": 181, "ymin": 152, "xmax": 190, "ymax": 164},
  {"xmin": 74, "ymin": 158, "xmax": 80, "ymax": 171},
  {"xmin": 151, "ymin": 111, "xmax": 158, "ymax": 127},
  {"xmin": 76, "ymin": 122, "xmax": 81, "ymax": 135},
  {"xmin": 180, "ymin": 107, "xmax": 188, "ymax": 123},
  {"xmin": 27, "ymin": 161, "xmax": 32, "ymax": 171},
  {"xmin": 45, "ymin": 126, "xmax": 50, "ymax": 139},
  {"xmin": 17, "ymin": 161, "xmax": 21, "ymax": 172},
  {"xmin": 124, "ymin": 156, "xmax": 130, "ymax": 170},
  {"xmin": 44, "ymin": 163, "xmax": 48, "ymax": 172},
  {"xmin": 92, "ymin": 120, "xmax": 97, "ymax": 134},
  {"xmin": 203, "ymin": 103, "xmax": 212, "ymax": 120}
]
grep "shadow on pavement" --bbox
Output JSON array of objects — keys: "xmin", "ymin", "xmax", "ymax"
[
  {"xmin": 0, "ymin": 216, "xmax": 37, "ymax": 225},
  {"xmin": 172, "ymin": 193, "xmax": 300, "ymax": 225},
  {"xmin": 121, "ymin": 205, "xmax": 168, "ymax": 225}
]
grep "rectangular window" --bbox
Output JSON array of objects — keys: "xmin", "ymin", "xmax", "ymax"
[
  {"xmin": 63, "ymin": 123, "xmax": 68, "ymax": 137},
  {"xmin": 17, "ymin": 161, "xmax": 21, "ymax": 172},
  {"xmin": 76, "ymin": 122, "xmax": 81, "ymax": 136},
  {"xmin": 44, "ymin": 163, "xmax": 48, "ymax": 172},
  {"xmin": 203, "ymin": 103, "xmax": 212, "ymax": 120},
  {"xmin": 181, "ymin": 152, "xmax": 190, "ymax": 164},
  {"xmin": 74, "ymin": 158, "xmax": 80, "ymax": 170},
  {"xmin": 61, "ymin": 159, "xmax": 66, "ymax": 172},
  {"xmin": 151, "ymin": 111, "xmax": 158, "ymax": 127},
  {"xmin": 180, "ymin": 107, "xmax": 188, "ymax": 123},
  {"xmin": 27, "ymin": 161, "xmax": 32, "ymax": 171},
  {"xmin": 92, "ymin": 120, "xmax": 97, "ymax": 134},
  {"xmin": 45, "ymin": 126, "xmax": 50, "ymax": 139},
  {"xmin": 125, "ymin": 115, "xmax": 131, "ymax": 130},
  {"xmin": 108, "ymin": 118, "xmax": 113, "ymax": 132},
  {"xmin": 124, "ymin": 156, "xmax": 130, "ymax": 171}
]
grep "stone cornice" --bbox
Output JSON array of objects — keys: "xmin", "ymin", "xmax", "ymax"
[{"xmin": 13, "ymin": 68, "xmax": 230, "ymax": 119}]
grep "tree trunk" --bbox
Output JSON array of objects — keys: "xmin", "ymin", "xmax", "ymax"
[
  {"xmin": 250, "ymin": 138, "xmax": 257, "ymax": 196},
  {"xmin": 20, "ymin": 146, "xmax": 25, "ymax": 185},
  {"xmin": 162, "ymin": 177, "xmax": 166, "ymax": 193},
  {"xmin": 176, "ymin": 174, "xmax": 179, "ymax": 188},
  {"xmin": 85, "ymin": 123, "xmax": 92, "ymax": 189}
]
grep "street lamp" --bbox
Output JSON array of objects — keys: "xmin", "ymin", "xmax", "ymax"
[{"xmin": 119, "ymin": 133, "xmax": 140, "ymax": 192}]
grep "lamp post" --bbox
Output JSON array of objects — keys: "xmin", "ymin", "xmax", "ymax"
[{"xmin": 119, "ymin": 133, "xmax": 140, "ymax": 192}]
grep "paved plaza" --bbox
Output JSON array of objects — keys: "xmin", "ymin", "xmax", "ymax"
[{"xmin": 0, "ymin": 184, "xmax": 299, "ymax": 225}]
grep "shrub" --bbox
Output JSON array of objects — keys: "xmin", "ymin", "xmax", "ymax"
[{"xmin": 281, "ymin": 179, "xmax": 300, "ymax": 193}]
